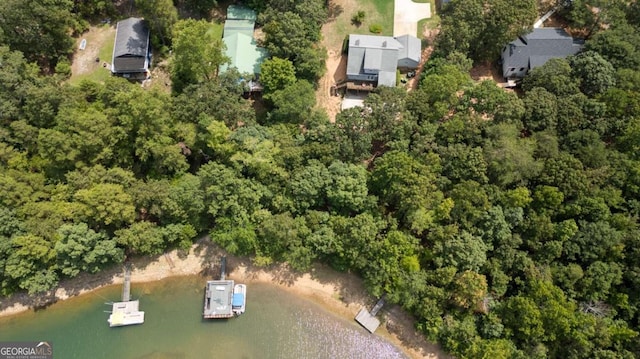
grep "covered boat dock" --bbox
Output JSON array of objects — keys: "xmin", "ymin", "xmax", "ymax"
[{"xmin": 203, "ymin": 280, "xmax": 235, "ymax": 319}]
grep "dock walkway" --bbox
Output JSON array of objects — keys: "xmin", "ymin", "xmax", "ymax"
[{"xmin": 122, "ymin": 266, "xmax": 131, "ymax": 302}]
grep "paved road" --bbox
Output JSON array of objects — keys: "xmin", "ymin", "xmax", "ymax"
[{"xmin": 393, "ymin": 0, "xmax": 431, "ymax": 37}]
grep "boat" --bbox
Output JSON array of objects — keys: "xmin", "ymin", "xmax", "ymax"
[{"xmin": 232, "ymin": 284, "xmax": 246, "ymax": 315}]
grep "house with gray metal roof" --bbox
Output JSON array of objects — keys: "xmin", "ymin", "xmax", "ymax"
[
  {"xmin": 111, "ymin": 18, "xmax": 151, "ymax": 76},
  {"xmin": 501, "ymin": 28, "xmax": 583, "ymax": 80},
  {"xmin": 346, "ymin": 34, "xmax": 421, "ymax": 88}
]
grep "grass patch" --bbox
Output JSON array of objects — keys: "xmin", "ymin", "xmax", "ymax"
[
  {"xmin": 417, "ymin": 0, "xmax": 440, "ymax": 38},
  {"xmin": 370, "ymin": 0, "xmax": 393, "ymax": 14},
  {"xmin": 206, "ymin": 21, "xmax": 224, "ymax": 39},
  {"xmin": 70, "ymin": 66, "xmax": 113, "ymax": 85},
  {"xmin": 98, "ymin": 31, "xmax": 115, "ymax": 62},
  {"xmin": 69, "ymin": 24, "xmax": 115, "ymax": 85},
  {"xmin": 323, "ymin": 0, "xmax": 394, "ymax": 51}
]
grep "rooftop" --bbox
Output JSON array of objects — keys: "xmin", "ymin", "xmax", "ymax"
[
  {"xmin": 502, "ymin": 27, "xmax": 583, "ymax": 76},
  {"xmin": 396, "ymin": 34, "xmax": 421, "ymax": 63},
  {"xmin": 108, "ymin": 300, "xmax": 145, "ymax": 327},
  {"xmin": 227, "ymin": 5, "xmax": 257, "ymax": 21},
  {"xmin": 348, "ymin": 34, "xmax": 403, "ymax": 50},
  {"xmin": 203, "ymin": 280, "xmax": 234, "ymax": 319},
  {"xmin": 347, "ymin": 34, "xmax": 421, "ymax": 87},
  {"xmin": 523, "ymin": 27, "xmax": 573, "ymax": 42},
  {"xmin": 224, "ymin": 19, "xmax": 255, "ymax": 38},
  {"xmin": 221, "ymin": 33, "xmax": 269, "ymax": 75},
  {"xmin": 113, "ymin": 18, "xmax": 149, "ymax": 58}
]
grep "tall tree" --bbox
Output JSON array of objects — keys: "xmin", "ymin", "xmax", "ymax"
[
  {"xmin": 0, "ymin": 0, "xmax": 75, "ymax": 68},
  {"xmin": 170, "ymin": 19, "xmax": 228, "ymax": 93},
  {"xmin": 436, "ymin": 0, "xmax": 537, "ymax": 62},
  {"xmin": 266, "ymin": 80, "xmax": 316, "ymax": 123},
  {"xmin": 135, "ymin": 0, "xmax": 178, "ymax": 49},
  {"xmin": 54, "ymin": 223, "xmax": 123, "ymax": 277},
  {"xmin": 260, "ymin": 57, "xmax": 296, "ymax": 93},
  {"xmin": 569, "ymin": 51, "xmax": 617, "ymax": 96}
]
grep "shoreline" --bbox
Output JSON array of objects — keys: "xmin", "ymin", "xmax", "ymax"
[{"xmin": 0, "ymin": 241, "xmax": 449, "ymax": 359}]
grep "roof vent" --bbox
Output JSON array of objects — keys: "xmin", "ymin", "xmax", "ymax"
[
  {"xmin": 382, "ymin": 41, "xmax": 387, "ymax": 47},
  {"xmin": 355, "ymin": 39, "xmax": 360, "ymax": 46}
]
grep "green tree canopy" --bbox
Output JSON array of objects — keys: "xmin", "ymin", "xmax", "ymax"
[
  {"xmin": 0, "ymin": 0, "xmax": 75, "ymax": 68},
  {"xmin": 170, "ymin": 19, "xmax": 228, "ymax": 93},
  {"xmin": 260, "ymin": 57, "xmax": 297, "ymax": 93},
  {"xmin": 54, "ymin": 223, "xmax": 123, "ymax": 277}
]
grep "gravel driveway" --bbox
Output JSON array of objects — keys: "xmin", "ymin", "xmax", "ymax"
[{"xmin": 394, "ymin": 0, "xmax": 431, "ymax": 37}]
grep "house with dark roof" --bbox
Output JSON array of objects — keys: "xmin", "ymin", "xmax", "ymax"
[
  {"xmin": 111, "ymin": 18, "xmax": 151, "ymax": 77},
  {"xmin": 220, "ymin": 5, "xmax": 268, "ymax": 77},
  {"xmin": 346, "ymin": 34, "xmax": 421, "ymax": 88},
  {"xmin": 501, "ymin": 27, "xmax": 583, "ymax": 80}
]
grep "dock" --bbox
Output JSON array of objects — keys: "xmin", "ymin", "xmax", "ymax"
[
  {"xmin": 203, "ymin": 280, "xmax": 235, "ymax": 319},
  {"xmin": 108, "ymin": 300, "xmax": 145, "ymax": 327},
  {"xmin": 355, "ymin": 296, "xmax": 385, "ymax": 333},
  {"xmin": 108, "ymin": 266, "xmax": 145, "ymax": 327},
  {"xmin": 203, "ymin": 256, "xmax": 235, "ymax": 319}
]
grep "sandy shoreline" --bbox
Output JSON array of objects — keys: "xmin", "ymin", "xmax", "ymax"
[{"xmin": 0, "ymin": 241, "xmax": 449, "ymax": 359}]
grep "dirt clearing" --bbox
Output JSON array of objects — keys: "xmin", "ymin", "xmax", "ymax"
[{"xmin": 70, "ymin": 25, "xmax": 116, "ymax": 83}]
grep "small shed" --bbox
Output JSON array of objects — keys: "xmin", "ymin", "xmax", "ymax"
[{"xmin": 111, "ymin": 18, "xmax": 151, "ymax": 76}]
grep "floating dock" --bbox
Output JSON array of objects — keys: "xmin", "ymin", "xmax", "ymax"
[
  {"xmin": 108, "ymin": 266, "xmax": 145, "ymax": 327},
  {"xmin": 203, "ymin": 280, "xmax": 235, "ymax": 319},
  {"xmin": 355, "ymin": 296, "xmax": 385, "ymax": 333},
  {"xmin": 108, "ymin": 300, "xmax": 145, "ymax": 327},
  {"xmin": 203, "ymin": 256, "xmax": 248, "ymax": 319}
]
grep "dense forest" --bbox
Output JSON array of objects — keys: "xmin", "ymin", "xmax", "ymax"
[{"xmin": 2, "ymin": 0, "xmax": 640, "ymax": 357}]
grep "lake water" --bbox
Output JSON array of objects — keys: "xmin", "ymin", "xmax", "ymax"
[{"xmin": 0, "ymin": 276, "xmax": 407, "ymax": 359}]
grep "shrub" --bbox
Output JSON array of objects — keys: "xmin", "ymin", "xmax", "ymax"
[
  {"xmin": 55, "ymin": 57, "xmax": 72, "ymax": 79},
  {"xmin": 351, "ymin": 10, "xmax": 366, "ymax": 26},
  {"xmin": 369, "ymin": 23, "xmax": 382, "ymax": 34}
]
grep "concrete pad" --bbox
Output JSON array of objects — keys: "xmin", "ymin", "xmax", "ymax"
[
  {"xmin": 341, "ymin": 93, "xmax": 367, "ymax": 110},
  {"xmin": 394, "ymin": 0, "xmax": 431, "ymax": 37}
]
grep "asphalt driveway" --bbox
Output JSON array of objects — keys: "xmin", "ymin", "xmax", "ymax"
[{"xmin": 394, "ymin": 0, "xmax": 431, "ymax": 37}]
